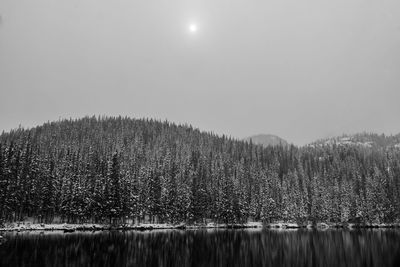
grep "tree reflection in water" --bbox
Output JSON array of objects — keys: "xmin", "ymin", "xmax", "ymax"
[{"xmin": 1, "ymin": 229, "xmax": 400, "ymax": 267}]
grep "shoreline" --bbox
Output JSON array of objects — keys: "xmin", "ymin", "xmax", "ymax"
[
  {"xmin": 0, "ymin": 222, "xmax": 263, "ymax": 232},
  {"xmin": 1, "ymin": 222, "xmax": 400, "ymax": 232}
]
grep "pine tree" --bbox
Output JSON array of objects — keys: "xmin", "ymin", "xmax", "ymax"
[{"xmin": 106, "ymin": 151, "xmax": 122, "ymax": 224}]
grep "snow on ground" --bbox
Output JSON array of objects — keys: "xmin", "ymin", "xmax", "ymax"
[
  {"xmin": 269, "ymin": 222, "xmax": 300, "ymax": 229},
  {"xmin": 0, "ymin": 222, "xmax": 106, "ymax": 231},
  {"xmin": 0, "ymin": 221, "xmax": 264, "ymax": 232},
  {"xmin": 245, "ymin": 222, "xmax": 263, "ymax": 228}
]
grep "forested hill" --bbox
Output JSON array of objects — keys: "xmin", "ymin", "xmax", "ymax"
[
  {"xmin": 245, "ymin": 134, "xmax": 289, "ymax": 147},
  {"xmin": 0, "ymin": 116, "xmax": 400, "ymax": 225}
]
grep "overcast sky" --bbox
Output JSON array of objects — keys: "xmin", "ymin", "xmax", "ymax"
[{"xmin": 1, "ymin": 0, "xmax": 399, "ymax": 145}]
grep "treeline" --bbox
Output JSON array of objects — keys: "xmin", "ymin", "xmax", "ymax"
[{"xmin": 0, "ymin": 116, "xmax": 399, "ymax": 224}]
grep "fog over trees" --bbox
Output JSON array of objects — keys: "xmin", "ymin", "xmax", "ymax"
[{"xmin": 0, "ymin": 116, "xmax": 399, "ymax": 225}]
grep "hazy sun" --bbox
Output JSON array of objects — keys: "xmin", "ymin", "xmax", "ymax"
[{"xmin": 189, "ymin": 24, "xmax": 197, "ymax": 33}]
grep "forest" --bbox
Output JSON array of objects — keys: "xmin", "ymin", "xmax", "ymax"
[{"xmin": 0, "ymin": 116, "xmax": 399, "ymax": 225}]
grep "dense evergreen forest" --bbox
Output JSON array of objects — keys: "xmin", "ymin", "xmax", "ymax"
[{"xmin": 0, "ymin": 116, "xmax": 399, "ymax": 225}]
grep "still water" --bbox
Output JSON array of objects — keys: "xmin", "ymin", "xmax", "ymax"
[{"xmin": 1, "ymin": 229, "xmax": 400, "ymax": 267}]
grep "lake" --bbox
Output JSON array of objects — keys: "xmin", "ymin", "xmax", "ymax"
[{"xmin": 1, "ymin": 229, "xmax": 400, "ymax": 267}]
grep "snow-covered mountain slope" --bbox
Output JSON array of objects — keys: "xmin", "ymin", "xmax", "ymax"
[{"xmin": 309, "ymin": 133, "xmax": 400, "ymax": 149}]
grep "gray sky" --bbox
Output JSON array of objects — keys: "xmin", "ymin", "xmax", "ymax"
[{"xmin": 1, "ymin": 0, "xmax": 399, "ymax": 145}]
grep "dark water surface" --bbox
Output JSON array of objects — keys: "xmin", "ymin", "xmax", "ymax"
[{"xmin": 1, "ymin": 229, "xmax": 400, "ymax": 267}]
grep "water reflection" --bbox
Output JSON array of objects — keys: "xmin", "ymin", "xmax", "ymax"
[{"xmin": 1, "ymin": 229, "xmax": 400, "ymax": 267}]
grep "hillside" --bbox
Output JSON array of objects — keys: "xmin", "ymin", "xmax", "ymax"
[
  {"xmin": 0, "ymin": 116, "xmax": 399, "ymax": 225},
  {"xmin": 245, "ymin": 134, "xmax": 289, "ymax": 147},
  {"xmin": 310, "ymin": 133, "xmax": 400, "ymax": 149}
]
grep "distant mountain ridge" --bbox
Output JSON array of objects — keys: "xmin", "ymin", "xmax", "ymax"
[
  {"xmin": 309, "ymin": 132, "xmax": 400, "ymax": 149},
  {"xmin": 245, "ymin": 134, "xmax": 288, "ymax": 147}
]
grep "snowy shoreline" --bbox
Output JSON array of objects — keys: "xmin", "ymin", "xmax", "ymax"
[
  {"xmin": 0, "ymin": 222, "xmax": 263, "ymax": 232},
  {"xmin": 1, "ymin": 222, "xmax": 400, "ymax": 232}
]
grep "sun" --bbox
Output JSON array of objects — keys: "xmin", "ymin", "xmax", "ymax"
[{"xmin": 189, "ymin": 24, "xmax": 198, "ymax": 33}]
